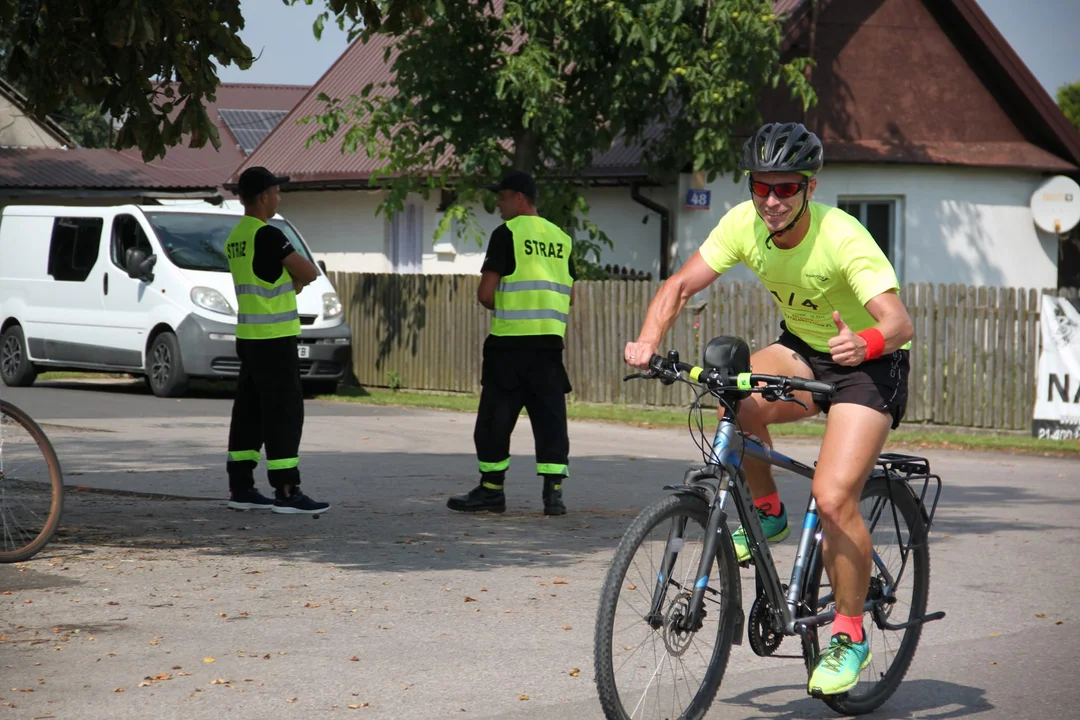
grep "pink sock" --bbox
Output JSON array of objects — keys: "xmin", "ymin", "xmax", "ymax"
[
  {"xmin": 754, "ymin": 491, "xmax": 782, "ymax": 517},
  {"xmin": 833, "ymin": 613, "xmax": 864, "ymax": 643}
]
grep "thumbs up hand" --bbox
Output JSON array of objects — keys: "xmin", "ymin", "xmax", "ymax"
[{"xmin": 828, "ymin": 311, "xmax": 866, "ymax": 366}]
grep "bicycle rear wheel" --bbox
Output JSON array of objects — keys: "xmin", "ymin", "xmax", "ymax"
[
  {"xmin": 594, "ymin": 492, "xmax": 741, "ymax": 720},
  {"xmin": 801, "ymin": 475, "xmax": 931, "ymax": 715},
  {"xmin": 0, "ymin": 400, "xmax": 64, "ymax": 563}
]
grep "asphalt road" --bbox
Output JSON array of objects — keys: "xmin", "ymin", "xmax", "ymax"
[{"xmin": 0, "ymin": 379, "xmax": 1077, "ymax": 719}]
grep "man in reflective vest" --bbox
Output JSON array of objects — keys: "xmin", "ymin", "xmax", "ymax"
[
  {"xmin": 224, "ymin": 166, "xmax": 331, "ymax": 515},
  {"xmin": 447, "ymin": 170, "xmax": 576, "ymax": 515}
]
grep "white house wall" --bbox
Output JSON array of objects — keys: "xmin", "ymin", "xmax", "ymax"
[
  {"xmin": 672, "ymin": 165, "xmax": 1059, "ymax": 290},
  {"xmin": 283, "ymin": 184, "xmax": 672, "ymax": 277}
]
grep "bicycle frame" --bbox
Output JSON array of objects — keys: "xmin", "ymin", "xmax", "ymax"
[{"xmin": 649, "ymin": 411, "xmax": 933, "ymax": 642}]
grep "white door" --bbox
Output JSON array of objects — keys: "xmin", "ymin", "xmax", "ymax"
[
  {"xmin": 98, "ymin": 213, "xmax": 158, "ymax": 365},
  {"xmin": 33, "ymin": 216, "xmax": 112, "ymax": 365}
]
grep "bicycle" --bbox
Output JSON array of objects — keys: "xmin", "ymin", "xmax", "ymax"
[
  {"xmin": 0, "ymin": 399, "xmax": 65, "ymax": 562},
  {"xmin": 593, "ymin": 337, "xmax": 945, "ymax": 719}
]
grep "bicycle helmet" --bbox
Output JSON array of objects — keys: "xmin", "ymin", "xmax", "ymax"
[{"xmin": 739, "ymin": 122, "xmax": 823, "ymax": 176}]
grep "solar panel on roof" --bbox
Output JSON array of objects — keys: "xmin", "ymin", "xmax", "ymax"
[{"xmin": 218, "ymin": 109, "xmax": 290, "ymax": 155}]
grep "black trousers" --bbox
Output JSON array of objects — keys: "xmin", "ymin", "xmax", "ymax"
[
  {"xmin": 473, "ymin": 347, "xmax": 571, "ymax": 483},
  {"xmin": 227, "ymin": 335, "xmax": 304, "ymax": 492}
]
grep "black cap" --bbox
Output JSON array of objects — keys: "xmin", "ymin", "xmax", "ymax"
[
  {"xmin": 237, "ymin": 166, "xmax": 290, "ymax": 198},
  {"xmin": 485, "ymin": 169, "xmax": 536, "ymax": 200}
]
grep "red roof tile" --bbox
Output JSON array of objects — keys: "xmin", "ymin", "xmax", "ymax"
[{"xmin": 0, "ymin": 147, "xmax": 220, "ymax": 190}]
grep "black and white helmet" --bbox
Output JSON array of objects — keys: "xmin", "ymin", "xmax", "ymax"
[{"xmin": 739, "ymin": 122, "xmax": 823, "ymax": 175}]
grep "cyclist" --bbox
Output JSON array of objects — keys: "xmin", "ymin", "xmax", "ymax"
[{"xmin": 624, "ymin": 122, "xmax": 914, "ymax": 696}]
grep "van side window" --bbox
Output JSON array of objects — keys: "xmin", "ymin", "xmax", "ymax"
[
  {"xmin": 48, "ymin": 217, "xmax": 103, "ymax": 282},
  {"xmin": 110, "ymin": 214, "xmax": 152, "ymax": 270}
]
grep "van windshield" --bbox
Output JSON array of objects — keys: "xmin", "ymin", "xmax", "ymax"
[{"xmin": 142, "ymin": 212, "xmax": 315, "ymax": 272}]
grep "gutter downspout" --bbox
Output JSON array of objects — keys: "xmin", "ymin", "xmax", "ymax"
[{"xmin": 631, "ymin": 183, "xmax": 671, "ymax": 279}]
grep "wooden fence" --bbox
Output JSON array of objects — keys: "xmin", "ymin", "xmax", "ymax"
[{"xmin": 328, "ymin": 271, "xmax": 1079, "ymax": 431}]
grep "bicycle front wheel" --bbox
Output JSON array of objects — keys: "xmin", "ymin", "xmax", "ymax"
[
  {"xmin": 0, "ymin": 400, "xmax": 64, "ymax": 563},
  {"xmin": 594, "ymin": 492, "xmax": 741, "ymax": 720},
  {"xmin": 801, "ymin": 475, "xmax": 931, "ymax": 715}
]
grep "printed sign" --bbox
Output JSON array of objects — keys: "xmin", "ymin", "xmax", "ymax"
[
  {"xmin": 1032, "ymin": 295, "xmax": 1080, "ymax": 441},
  {"xmin": 684, "ymin": 189, "xmax": 711, "ymax": 210}
]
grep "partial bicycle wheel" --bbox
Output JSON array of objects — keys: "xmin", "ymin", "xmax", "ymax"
[
  {"xmin": 594, "ymin": 492, "xmax": 742, "ymax": 720},
  {"xmin": 800, "ymin": 475, "xmax": 931, "ymax": 715},
  {"xmin": 0, "ymin": 400, "xmax": 64, "ymax": 562}
]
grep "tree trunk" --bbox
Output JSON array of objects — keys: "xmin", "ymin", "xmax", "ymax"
[{"xmin": 512, "ymin": 129, "xmax": 539, "ymax": 172}]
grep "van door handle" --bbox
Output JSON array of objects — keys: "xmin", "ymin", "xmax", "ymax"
[{"xmin": 103, "ymin": 272, "xmax": 109, "ymax": 295}]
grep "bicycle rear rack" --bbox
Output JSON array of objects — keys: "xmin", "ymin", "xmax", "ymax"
[{"xmin": 870, "ymin": 452, "xmax": 942, "ymax": 535}]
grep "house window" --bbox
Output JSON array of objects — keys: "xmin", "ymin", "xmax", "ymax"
[
  {"xmin": 388, "ymin": 204, "xmax": 423, "ymax": 273},
  {"xmin": 48, "ymin": 217, "xmax": 103, "ymax": 282},
  {"xmin": 837, "ymin": 198, "xmax": 904, "ymax": 282}
]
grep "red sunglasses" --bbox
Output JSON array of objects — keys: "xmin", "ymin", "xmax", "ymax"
[{"xmin": 749, "ymin": 178, "xmax": 807, "ymax": 199}]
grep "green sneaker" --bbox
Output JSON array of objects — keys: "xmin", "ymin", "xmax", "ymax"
[
  {"xmin": 808, "ymin": 632, "xmax": 872, "ymax": 696},
  {"xmin": 731, "ymin": 503, "xmax": 790, "ymax": 563}
]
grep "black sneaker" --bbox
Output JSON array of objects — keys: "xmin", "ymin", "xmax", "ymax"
[
  {"xmin": 542, "ymin": 477, "xmax": 566, "ymax": 516},
  {"xmin": 447, "ymin": 484, "xmax": 506, "ymax": 513},
  {"xmin": 228, "ymin": 488, "xmax": 275, "ymax": 510},
  {"xmin": 272, "ymin": 490, "xmax": 331, "ymax": 515}
]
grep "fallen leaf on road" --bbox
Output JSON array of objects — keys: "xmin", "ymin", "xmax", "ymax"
[
  {"xmin": 435, "ymin": 548, "xmax": 445, "ymax": 553},
  {"xmin": 279, "ymin": 651, "xmax": 286, "ymax": 656},
  {"xmin": 203, "ymin": 658, "xmax": 215, "ymax": 663},
  {"xmin": 178, "ymin": 672, "xmax": 192, "ymax": 677},
  {"xmin": 211, "ymin": 679, "xmax": 229, "ymax": 685},
  {"xmin": 1036, "ymin": 614, "xmax": 1047, "ymax": 618},
  {"xmin": 553, "ymin": 578, "xmax": 568, "ymax": 585},
  {"xmin": 569, "ymin": 668, "xmax": 580, "ymax": 677},
  {"xmin": 114, "ymin": 688, "xmax": 124, "ymax": 693},
  {"xmin": 1056, "ymin": 621, "xmax": 1064, "ymax": 625},
  {"xmin": 107, "ymin": 601, "xmax": 119, "ymax": 606},
  {"xmin": 627, "ymin": 585, "xmax": 637, "ymax": 591},
  {"xmin": 561, "ymin": 626, "xmax": 572, "ymax": 631},
  {"xmin": 287, "ymin": 697, "xmax": 298, "ymax": 703},
  {"xmin": 219, "ymin": 613, "xmax": 227, "ymax": 618},
  {"xmin": 464, "ymin": 597, "xmax": 477, "ymax": 603},
  {"xmin": 317, "ymin": 630, "xmax": 326, "ymax": 634},
  {"xmin": 106, "ymin": 566, "xmax": 116, "ymax": 570},
  {"xmin": 348, "ymin": 703, "xmax": 371, "ymax": 709},
  {"xmin": 989, "ymin": 633, "xmax": 999, "ymax": 637},
  {"xmin": 519, "ymin": 695, "xmax": 529, "ymax": 701},
  {"xmin": 989, "ymin": 661, "xmax": 997, "ymax": 665}
]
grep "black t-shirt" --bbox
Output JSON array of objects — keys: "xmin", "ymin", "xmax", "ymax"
[
  {"xmin": 252, "ymin": 225, "xmax": 295, "ymax": 284},
  {"xmin": 482, "ymin": 223, "xmax": 576, "ymax": 351}
]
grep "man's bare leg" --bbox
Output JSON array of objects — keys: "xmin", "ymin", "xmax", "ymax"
[
  {"xmin": 811, "ymin": 402, "xmax": 892, "ymax": 622},
  {"xmin": 729, "ymin": 343, "xmax": 820, "ymax": 499}
]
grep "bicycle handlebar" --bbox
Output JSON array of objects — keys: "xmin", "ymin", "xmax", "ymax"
[{"xmin": 624, "ymin": 352, "xmax": 836, "ymax": 399}]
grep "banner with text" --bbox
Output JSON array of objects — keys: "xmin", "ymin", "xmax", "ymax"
[{"xmin": 1033, "ymin": 295, "xmax": 1080, "ymax": 441}]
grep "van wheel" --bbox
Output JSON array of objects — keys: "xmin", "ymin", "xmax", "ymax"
[
  {"xmin": 0, "ymin": 325, "xmax": 38, "ymax": 387},
  {"xmin": 146, "ymin": 332, "xmax": 189, "ymax": 398}
]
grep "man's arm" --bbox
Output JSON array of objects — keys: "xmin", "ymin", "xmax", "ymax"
[
  {"xmin": 283, "ymin": 251, "xmax": 319, "ymax": 293},
  {"xmin": 477, "ymin": 270, "xmax": 500, "ymax": 310},
  {"xmin": 827, "ymin": 290, "xmax": 915, "ymax": 366},
  {"xmin": 477, "ymin": 225, "xmax": 512, "ymax": 310},
  {"xmin": 624, "ymin": 251, "xmax": 720, "ymax": 369}
]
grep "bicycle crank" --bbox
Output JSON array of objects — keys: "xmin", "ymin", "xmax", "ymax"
[{"xmin": 747, "ymin": 595, "xmax": 784, "ymax": 657}]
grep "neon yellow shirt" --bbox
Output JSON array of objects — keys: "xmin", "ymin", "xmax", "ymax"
[{"xmin": 698, "ymin": 200, "xmax": 905, "ymax": 354}]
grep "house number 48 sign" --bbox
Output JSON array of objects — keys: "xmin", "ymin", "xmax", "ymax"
[{"xmin": 684, "ymin": 189, "xmax": 711, "ymax": 210}]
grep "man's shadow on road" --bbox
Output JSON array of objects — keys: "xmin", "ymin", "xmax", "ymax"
[{"xmin": 720, "ymin": 678, "xmax": 994, "ymax": 719}]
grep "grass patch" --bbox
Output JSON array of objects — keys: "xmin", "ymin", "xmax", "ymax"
[
  {"xmin": 38, "ymin": 371, "xmax": 132, "ymax": 380},
  {"xmin": 319, "ymin": 386, "xmax": 1079, "ymax": 457}
]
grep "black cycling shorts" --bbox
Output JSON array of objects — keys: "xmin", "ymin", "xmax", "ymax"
[{"xmin": 772, "ymin": 322, "xmax": 909, "ymax": 429}]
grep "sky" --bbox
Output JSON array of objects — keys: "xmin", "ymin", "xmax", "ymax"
[{"xmin": 216, "ymin": 0, "xmax": 1080, "ymax": 101}]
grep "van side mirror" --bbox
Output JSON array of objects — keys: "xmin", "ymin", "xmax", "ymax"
[
  {"xmin": 125, "ymin": 248, "xmax": 157, "ymax": 282},
  {"xmin": 317, "ymin": 259, "xmax": 327, "ymax": 273}
]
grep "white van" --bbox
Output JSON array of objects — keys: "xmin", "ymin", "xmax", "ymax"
[{"xmin": 0, "ymin": 203, "xmax": 351, "ymax": 397}]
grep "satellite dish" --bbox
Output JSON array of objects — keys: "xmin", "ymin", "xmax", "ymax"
[{"xmin": 1030, "ymin": 175, "xmax": 1080, "ymax": 235}]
